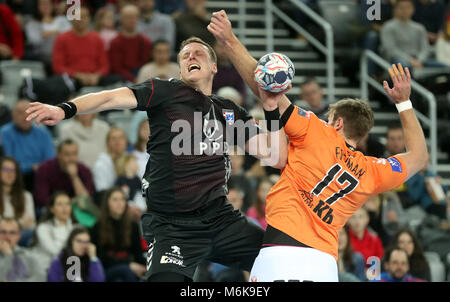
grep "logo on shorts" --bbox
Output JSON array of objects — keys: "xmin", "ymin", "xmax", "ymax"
[
  {"xmin": 160, "ymin": 245, "xmax": 185, "ymax": 267},
  {"xmin": 171, "ymin": 245, "xmax": 181, "ymax": 255}
]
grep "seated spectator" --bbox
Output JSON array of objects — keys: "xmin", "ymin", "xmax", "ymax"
[
  {"xmin": 34, "ymin": 139, "xmax": 96, "ymax": 213},
  {"xmin": 348, "ymin": 207, "xmax": 385, "ymax": 262},
  {"xmin": 90, "ymin": 187, "xmax": 146, "ymax": 282},
  {"xmin": 246, "ymin": 178, "xmax": 274, "ymax": 230},
  {"xmin": 174, "ymin": 0, "xmax": 215, "ymax": 50},
  {"xmin": 375, "ymin": 246, "xmax": 426, "ymax": 281},
  {"xmin": 212, "ymin": 41, "xmax": 247, "ymax": 104},
  {"xmin": 385, "ymin": 122, "xmax": 406, "ymax": 157},
  {"xmin": 59, "ymin": 112, "xmax": 110, "ymax": 170},
  {"xmin": 32, "ymin": 191, "xmax": 77, "ymax": 271},
  {"xmin": 94, "ymin": 6, "xmax": 118, "ymax": 51},
  {"xmin": 48, "ymin": 226, "xmax": 105, "ymax": 282},
  {"xmin": 115, "ymin": 154, "xmax": 146, "ymax": 221},
  {"xmin": 356, "ymin": 133, "xmax": 386, "ymax": 158},
  {"xmin": 436, "ymin": 27, "xmax": 450, "ymax": 67},
  {"xmin": 390, "ymin": 228, "xmax": 431, "ymax": 281},
  {"xmin": 216, "ymin": 86, "xmax": 244, "ymax": 108},
  {"xmin": 93, "ymin": 126, "xmax": 128, "ymax": 192},
  {"xmin": 298, "ymin": 77, "xmax": 329, "ymax": 121},
  {"xmin": 228, "ymin": 146, "xmax": 255, "ymax": 212},
  {"xmin": 0, "ymin": 100, "xmax": 55, "ymax": 192},
  {"xmin": 109, "ymin": 4, "xmax": 152, "ymax": 83},
  {"xmin": 155, "ymin": 0, "xmax": 186, "ymax": 17},
  {"xmin": 52, "ymin": 6, "xmax": 120, "ymax": 89},
  {"xmin": 364, "ymin": 191, "xmax": 407, "ymax": 246},
  {"xmin": 0, "ymin": 217, "xmax": 45, "ymax": 281},
  {"xmin": 337, "ymin": 227, "xmax": 366, "ymax": 282},
  {"xmin": 412, "ymin": 0, "xmax": 445, "ymax": 44},
  {"xmin": 0, "ymin": 4, "xmax": 24, "ymax": 60},
  {"xmin": 380, "ymin": 0, "xmax": 446, "ymax": 72},
  {"xmin": 0, "ymin": 157, "xmax": 35, "ymax": 247},
  {"xmin": 131, "ymin": 119, "xmax": 150, "ymax": 179},
  {"xmin": 137, "ymin": 0, "xmax": 175, "ymax": 51},
  {"xmin": 136, "ymin": 39, "xmax": 180, "ymax": 83},
  {"xmin": 25, "ymin": 0, "xmax": 71, "ymax": 65}
]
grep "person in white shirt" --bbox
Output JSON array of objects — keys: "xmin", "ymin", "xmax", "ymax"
[{"xmin": 436, "ymin": 30, "xmax": 450, "ymax": 67}]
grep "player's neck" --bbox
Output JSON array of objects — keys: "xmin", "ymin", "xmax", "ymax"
[
  {"xmin": 337, "ymin": 130, "xmax": 358, "ymax": 150},
  {"xmin": 189, "ymin": 80, "xmax": 213, "ymax": 96}
]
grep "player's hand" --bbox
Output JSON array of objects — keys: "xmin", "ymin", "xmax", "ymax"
[
  {"xmin": 25, "ymin": 102, "xmax": 65, "ymax": 126},
  {"xmin": 383, "ymin": 63, "xmax": 411, "ymax": 104},
  {"xmin": 258, "ymin": 84, "xmax": 292, "ymax": 111},
  {"xmin": 207, "ymin": 10, "xmax": 235, "ymax": 47}
]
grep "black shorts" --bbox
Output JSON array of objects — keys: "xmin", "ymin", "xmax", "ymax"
[{"xmin": 141, "ymin": 197, "xmax": 264, "ymax": 280}]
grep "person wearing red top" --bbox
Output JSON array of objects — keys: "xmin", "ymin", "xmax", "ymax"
[
  {"xmin": 0, "ymin": 4, "xmax": 24, "ymax": 60},
  {"xmin": 109, "ymin": 5, "xmax": 151, "ymax": 83},
  {"xmin": 348, "ymin": 207, "xmax": 385, "ymax": 262}
]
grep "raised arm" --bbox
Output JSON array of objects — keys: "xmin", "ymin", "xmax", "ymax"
[
  {"xmin": 25, "ymin": 87, "xmax": 138, "ymax": 126},
  {"xmin": 383, "ymin": 63, "xmax": 428, "ymax": 181}
]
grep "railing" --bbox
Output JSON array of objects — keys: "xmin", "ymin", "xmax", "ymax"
[
  {"xmin": 360, "ymin": 50, "xmax": 437, "ymax": 173},
  {"xmin": 265, "ymin": 0, "xmax": 335, "ymax": 103}
]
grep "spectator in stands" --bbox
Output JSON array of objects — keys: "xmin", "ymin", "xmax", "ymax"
[
  {"xmin": 32, "ymin": 191, "xmax": 76, "ymax": 271},
  {"xmin": 216, "ymin": 86, "xmax": 244, "ymax": 108},
  {"xmin": 212, "ymin": 41, "xmax": 247, "ymax": 104},
  {"xmin": 0, "ymin": 157, "xmax": 35, "ymax": 247},
  {"xmin": 385, "ymin": 123, "xmax": 405, "ymax": 157},
  {"xmin": 59, "ymin": 112, "xmax": 110, "ymax": 170},
  {"xmin": 0, "ymin": 217, "xmax": 45, "ymax": 282},
  {"xmin": 1, "ymin": 100, "xmax": 55, "ymax": 192},
  {"xmin": 34, "ymin": 139, "xmax": 96, "ymax": 211},
  {"xmin": 174, "ymin": 0, "xmax": 215, "ymax": 50},
  {"xmin": 246, "ymin": 178, "xmax": 274, "ymax": 230},
  {"xmin": 228, "ymin": 146, "xmax": 255, "ymax": 212},
  {"xmin": 109, "ymin": 4, "xmax": 152, "ymax": 83},
  {"xmin": 436, "ymin": 22, "xmax": 450, "ymax": 67},
  {"xmin": 0, "ymin": 4, "xmax": 24, "ymax": 60},
  {"xmin": 137, "ymin": 0, "xmax": 175, "ymax": 51},
  {"xmin": 47, "ymin": 226, "xmax": 105, "ymax": 282},
  {"xmin": 131, "ymin": 119, "xmax": 149, "ymax": 179},
  {"xmin": 94, "ymin": 6, "xmax": 118, "ymax": 51},
  {"xmin": 115, "ymin": 154, "xmax": 146, "ymax": 221},
  {"xmin": 337, "ymin": 227, "xmax": 366, "ymax": 282},
  {"xmin": 52, "ymin": 6, "xmax": 120, "ymax": 89},
  {"xmin": 299, "ymin": 77, "xmax": 329, "ymax": 121},
  {"xmin": 375, "ymin": 246, "xmax": 426, "ymax": 281},
  {"xmin": 412, "ymin": 0, "xmax": 445, "ymax": 44},
  {"xmin": 25, "ymin": 0, "xmax": 72, "ymax": 65},
  {"xmin": 155, "ymin": 0, "xmax": 186, "ymax": 17},
  {"xmin": 93, "ymin": 126, "xmax": 128, "ymax": 192},
  {"xmin": 348, "ymin": 207, "xmax": 385, "ymax": 262},
  {"xmin": 90, "ymin": 187, "xmax": 146, "ymax": 282},
  {"xmin": 0, "ymin": 103, "xmax": 12, "ymax": 127},
  {"xmin": 364, "ymin": 191, "xmax": 407, "ymax": 246},
  {"xmin": 136, "ymin": 39, "xmax": 180, "ymax": 83},
  {"xmin": 390, "ymin": 228, "xmax": 431, "ymax": 281},
  {"xmin": 380, "ymin": 0, "xmax": 446, "ymax": 71},
  {"xmin": 356, "ymin": 133, "xmax": 386, "ymax": 158},
  {"xmin": 127, "ymin": 111, "xmax": 147, "ymax": 147}
]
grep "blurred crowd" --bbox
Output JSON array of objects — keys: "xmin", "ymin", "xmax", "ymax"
[{"xmin": 0, "ymin": 0, "xmax": 449, "ymax": 282}]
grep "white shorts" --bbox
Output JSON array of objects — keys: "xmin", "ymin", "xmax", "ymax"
[{"xmin": 249, "ymin": 246, "xmax": 338, "ymax": 282}]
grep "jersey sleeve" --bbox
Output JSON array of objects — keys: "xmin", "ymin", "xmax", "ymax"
[
  {"xmin": 369, "ymin": 155, "xmax": 408, "ymax": 194},
  {"xmin": 127, "ymin": 78, "xmax": 178, "ymax": 111},
  {"xmin": 281, "ymin": 105, "xmax": 312, "ymax": 142}
]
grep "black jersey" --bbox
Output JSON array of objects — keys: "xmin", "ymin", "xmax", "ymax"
[{"xmin": 128, "ymin": 78, "xmax": 260, "ymax": 214}]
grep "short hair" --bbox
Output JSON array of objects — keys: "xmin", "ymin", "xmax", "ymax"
[
  {"xmin": 57, "ymin": 138, "xmax": 77, "ymax": 152},
  {"xmin": 328, "ymin": 98, "xmax": 374, "ymax": 141},
  {"xmin": 178, "ymin": 37, "xmax": 217, "ymax": 64},
  {"xmin": 394, "ymin": 0, "xmax": 414, "ymax": 7},
  {"xmin": 387, "ymin": 122, "xmax": 403, "ymax": 132},
  {"xmin": 152, "ymin": 39, "xmax": 170, "ymax": 50},
  {"xmin": 300, "ymin": 77, "xmax": 319, "ymax": 87},
  {"xmin": 0, "ymin": 217, "xmax": 21, "ymax": 231},
  {"xmin": 384, "ymin": 246, "xmax": 409, "ymax": 263}
]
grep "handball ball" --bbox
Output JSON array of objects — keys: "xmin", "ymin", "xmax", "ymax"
[{"xmin": 254, "ymin": 52, "xmax": 295, "ymax": 93}]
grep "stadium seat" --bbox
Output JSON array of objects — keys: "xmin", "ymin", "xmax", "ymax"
[
  {"xmin": 424, "ymin": 251, "xmax": 446, "ymax": 282},
  {"xmin": 105, "ymin": 110, "xmax": 133, "ymax": 133},
  {"xmin": 0, "ymin": 60, "xmax": 46, "ymax": 108}
]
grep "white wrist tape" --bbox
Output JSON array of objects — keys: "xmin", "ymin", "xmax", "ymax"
[{"xmin": 396, "ymin": 100, "xmax": 413, "ymax": 113}]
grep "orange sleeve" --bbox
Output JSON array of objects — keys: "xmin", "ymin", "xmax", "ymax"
[
  {"xmin": 369, "ymin": 155, "xmax": 408, "ymax": 194},
  {"xmin": 282, "ymin": 105, "xmax": 312, "ymax": 142}
]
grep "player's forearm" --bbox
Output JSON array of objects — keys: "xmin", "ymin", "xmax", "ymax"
[
  {"xmin": 70, "ymin": 88, "xmax": 135, "ymax": 114},
  {"xmin": 399, "ymin": 108, "xmax": 428, "ymax": 165}
]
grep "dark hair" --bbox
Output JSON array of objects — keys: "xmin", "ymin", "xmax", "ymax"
[
  {"xmin": 135, "ymin": 119, "xmax": 149, "ymax": 152},
  {"xmin": 390, "ymin": 228, "xmax": 428, "ymax": 274},
  {"xmin": 60, "ymin": 226, "xmax": 91, "ymax": 282},
  {"xmin": 152, "ymin": 39, "xmax": 170, "ymax": 50},
  {"xmin": 328, "ymin": 98, "xmax": 374, "ymax": 141},
  {"xmin": 252, "ymin": 178, "xmax": 273, "ymax": 218},
  {"xmin": 394, "ymin": 0, "xmax": 414, "ymax": 7},
  {"xmin": 98, "ymin": 187, "xmax": 131, "ymax": 248},
  {"xmin": 300, "ymin": 77, "xmax": 319, "ymax": 87},
  {"xmin": 384, "ymin": 245, "xmax": 409, "ymax": 263},
  {"xmin": 33, "ymin": 0, "xmax": 56, "ymax": 21},
  {"xmin": 178, "ymin": 36, "xmax": 217, "ymax": 64},
  {"xmin": 57, "ymin": 139, "xmax": 77, "ymax": 153},
  {"xmin": 340, "ymin": 226, "xmax": 356, "ymax": 272},
  {"xmin": 0, "ymin": 157, "xmax": 26, "ymax": 220}
]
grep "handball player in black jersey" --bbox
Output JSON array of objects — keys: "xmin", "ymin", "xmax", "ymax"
[{"xmin": 25, "ymin": 36, "xmax": 289, "ymax": 281}]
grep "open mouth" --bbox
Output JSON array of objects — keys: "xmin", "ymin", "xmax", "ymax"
[{"xmin": 188, "ymin": 64, "xmax": 201, "ymax": 72}]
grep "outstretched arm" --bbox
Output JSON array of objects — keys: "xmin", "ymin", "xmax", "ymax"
[
  {"xmin": 383, "ymin": 64, "xmax": 428, "ymax": 181},
  {"xmin": 25, "ymin": 87, "xmax": 138, "ymax": 126}
]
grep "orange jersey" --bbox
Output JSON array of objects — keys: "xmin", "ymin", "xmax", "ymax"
[{"xmin": 266, "ymin": 105, "xmax": 408, "ymax": 260}]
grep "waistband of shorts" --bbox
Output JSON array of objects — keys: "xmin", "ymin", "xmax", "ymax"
[{"xmin": 262, "ymin": 224, "xmax": 311, "ymax": 249}]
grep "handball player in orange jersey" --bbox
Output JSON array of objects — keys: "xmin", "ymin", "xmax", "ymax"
[{"xmin": 208, "ymin": 10, "xmax": 428, "ymax": 282}]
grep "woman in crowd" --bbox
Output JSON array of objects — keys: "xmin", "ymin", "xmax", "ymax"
[
  {"xmin": 0, "ymin": 156, "xmax": 35, "ymax": 246},
  {"xmin": 131, "ymin": 119, "xmax": 150, "ymax": 179},
  {"xmin": 47, "ymin": 226, "xmax": 105, "ymax": 282},
  {"xmin": 90, "ymin": 187, "xmax": 146, "ymax": 282},
  {"xmin": 337, "ymin": 226, "xmax": 366, "ymax": 281},
  {"xmin": 246, "ymin": 178, "xmax": 274, "ymax": 230},
  {"xmin": 94, "ymin": 6, "xmax": 118, "ymax": 51}
]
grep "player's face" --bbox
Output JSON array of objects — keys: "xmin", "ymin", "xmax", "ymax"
[
  {"xmin": 388, "ymin": 250, "xmax": 409, "ymax": 280},
  {"xmin": 397, "ymin": 232, "xmax": 414, "ymax": 257},
  {"xmin": 179, "ymin": 43, "xmax": 217, "ymax": 85}
]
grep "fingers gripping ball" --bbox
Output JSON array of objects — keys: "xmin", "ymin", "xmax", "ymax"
[{"xmin": 254, "ymin": 53, "xmax": 295, "ymax": 93}]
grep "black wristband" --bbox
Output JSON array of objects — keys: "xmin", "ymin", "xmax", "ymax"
[
  {"xmin": 56, "ymin": 102, "xmax": 77, "ymax": 120},
  {"xmin": 263, "ymin": 107, "xmax": 281, "ymax": 131}
]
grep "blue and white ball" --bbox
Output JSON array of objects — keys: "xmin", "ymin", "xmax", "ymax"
[{"xmin": 254, "ymin": 52, "xmax": 295, "ymax": 93}]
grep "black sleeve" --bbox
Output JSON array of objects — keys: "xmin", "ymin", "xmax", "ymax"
[{"xmin": 127, "ymin": 78, "xmax": 179, "ymax": 111}]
